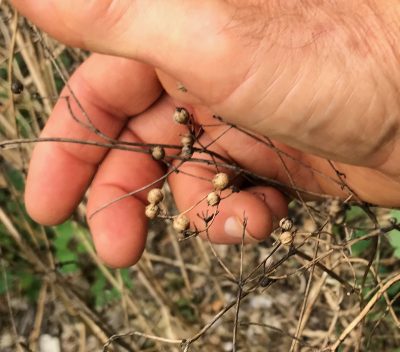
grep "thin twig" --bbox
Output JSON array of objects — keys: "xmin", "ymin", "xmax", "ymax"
[
  {"xmin": 103, "ymin": 331, "xmax": 182, "ymax": 351},
  {"xmin": 329, "ymin": 272, "xmax": 400, "ymax": 351},
  {"xmin": 232, "ymin": 217, "xmax": 247, "ymax": 351}
]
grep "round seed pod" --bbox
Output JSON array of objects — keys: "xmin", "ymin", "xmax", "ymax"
[
  {"xmin": 212, "ymin": 173, "xmax": 229, "ymax": 191},
  {"xmin": 147, "ymin": 188, "xmax": 164, "ymax": 204},
  {"xmin": 279, "ymin": 231, "xmax": 293, "ymax": 246},
  {"xmin": 173, "ymin": 214, "xmax": 190, "ymax": 233},
  {"xmin": 207, "ymin": 192, "xmax": 220, "ymax": 206},
  {"xmin": 11, "ymin": 79, "xmax": 24, "ymax": 94},
  {"xmin": 145, "ymin": 204, "xmax": 160, "ymax": 219},
  {"xmin": 181, "ymin": 133, "xmax": 195, "ymax": 146},
  {"xmin": 181, "ymin": 145, "xmax": 193, "ymax": 159},
  {"xmin": 173, "ymin": 107, "xmax": 189, "ymax": 124},
  {"xmin": 279, "ymin": 217, "xmax": 293, "ymax": 231},
  {"xmin": 151, "ymin": 146, "xmax": 165, "ymax": 160}
]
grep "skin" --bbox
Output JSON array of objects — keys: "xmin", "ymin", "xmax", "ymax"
[{"xmin": 10, "ymin": 0, "xmax": 400, "ymax": 267}]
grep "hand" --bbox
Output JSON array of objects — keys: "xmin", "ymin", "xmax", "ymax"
[{"xmin": 11, "ymin": 0, "xmax": 400, "ymax": 267}]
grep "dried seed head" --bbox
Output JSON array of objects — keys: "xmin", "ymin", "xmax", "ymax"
[
  {"xmin": 151, "ymin": 146, "xmax": 165, "ymax": 160},
  {"xmin": 279, "ymin": 217, "xmax": 293, "ymax": 231},
  {"xmin": 181, "ymin": 133, "xmax": 195, "ymax": 147},
  {"xmin": 279, "ymin": 231, "xmax": 293, "ymax": 246},
  {"xmin": 207, "ymin": 192, "xmax": 220, "ymax": 206},
  {"xmin": 180, "ymin": 145, "xmax": 193, "ymax": 159},
  {"xmin": 145, "ymin": 204, "xmax": 160, "ymax": 219},
  {"xmin": 173, "ymin": 214, "xmax": 190, "ymax": 233},
  {"xmin": 173, "ymin": 107, "xmax": 190, "ymax": 124},
  {"xmin": 11, "ymin": 79, "xmax": 24, "ymax": 94},
  {"xmin": 212, "ymin": 173, "xmax": 229, "ymax": 191},
  {"xmin": 147, "ymin": 188, "xmax": 164, "ymax": 204}
]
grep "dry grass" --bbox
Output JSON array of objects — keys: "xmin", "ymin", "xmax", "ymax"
[{"xmin": 1, "ymin": 3, "xmax": 400, "ymax": 351}]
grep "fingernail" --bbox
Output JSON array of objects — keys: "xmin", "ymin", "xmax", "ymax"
[{"xmin": 224, "ymin": 217, "xmax": 259, "ymax": 243}]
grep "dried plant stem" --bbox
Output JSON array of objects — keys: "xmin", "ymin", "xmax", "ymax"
[
  {"xmin": 290, "ymin": 234, "xmax": 321, "ymax": 352},
  {"xmin": 27, "ymin": 281, "xmax": 48, "ymax": 350},
  {"xmin": 6, "ymin": 8, "xmax": 18, "ymax": 136},
  {"xmin": 239, "ymin": 322, "xmax": 316, "ymax": 350},
  {"xmin": 146, "ymin": 253, "xmax": 207, "ymax": 274},
  {"xmin": 103, "ymin": 331, "xmax": 182, "ymax": 352},
  {"xmin": 89, "ymin": 165, "xmax": 182, "ymax": 218},
  {"xmin": 168, "ymin": 229, "xmax": 192, "ymax": 293},
  {"xmin": 205, "ymin": 232, "xmax": 236, "ymax": 283},
  {"xmin": 183, "ymin": 290, "xmax": 251, "ymax": 351},
  {"xmin": 329, "ymin": 272, "xmax": 400, "ymax": 351},
  {"xmin": 227, "ymin": 121, "xmax": 345, "ymax": 188},
  {"xmin": 0, "ymin": 137, "xmax": 336, "ymax": 199},
  {"xmin": 0, "ymin": 244, "xmax": 23, "ymax": 352},
  {"xmin": 15, "ymin": 31, "xmax": 53, "ymax": 115},
  {"xmin": 75, "ymin": 229, "xmax": 164, "ymax": 344},
  {"xmin": 232, "ymin": 217, "xmax": 247, "ymax": 351},
  {"xmin": 294, "ymin": 249, "xmax": 356, "ymax": 294}
]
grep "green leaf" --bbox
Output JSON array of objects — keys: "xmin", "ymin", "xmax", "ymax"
[
  {"xmin": 351, "ymin": 229, "xmax": 370, "ymax": 256},
  {"xmin": 0, "ymin": 67, "xmax": 7, "ymax": 80},
  {"xmin": 90, "ymin": 270, "xmax": 107, "ymax": 307},
  {"xmin": 346, "ymin": 205, "xmax": 366, "ymax": 222},
  {"xmin": 19, "ymin": 274, "xmax": 41, "ymax": 301},
  {"xmin": 0, "ymin": 270, "xmax": 12, "ymax": 296},
  {"xmin": 119, "ymin": 268, "xmax": 133, "ymax": 290},
  {"xmin": 90, "ymin": 269, "xmax": 121, "ymax": 308},
  {"xmin": 53, "ymin": 221, "xmax": 81, "ymax": 273},
  {"xmin": 3, "ymin": 165, "xmax": 25, "ymax": 192},
  {"xmin": 387, "ymin": 281, "xmax": 400, "ymax": 298},
  {"xmin": 388, "ymin": 210, "xmax": 400, "ymax": 258}
]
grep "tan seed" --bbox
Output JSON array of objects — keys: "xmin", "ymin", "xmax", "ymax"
[
  {"xmin": 145, "ymin": 204, "xmax": 160, "ymax": 219},
  {"xmin": 151, "ymin": 146, "xmax": 165, "ymax": 160},
  {"xmin": 173, "ymin": 107, "xmax": 189, "ymax": 124},
  {"xmin": 147, "ymin": 188, "xmax": 164, "ymax": 204},
  {"xmin": 207, "ymin": 192, "xmax": 220, "ymax": 206},
  {"xmin": 181, "ymin": 133, "xmax": 195, "ymax": 146},
  {"xmin": 181, "ymin": 145, "xmax": 193, "ymax": 159},
  {"xmin": 173, "ymin": 214, "xmax": 190, "ymax": 233},
  {"xmin": 279, "ymin": 217, "xmax": 293, "ymax": 231},
  {"xmin": 280, "ymin": 231, "xmax": 293, "ymax": 246},
  {"xmin": 212, "ymin": 173, "xmax": 229, "ymax": 191}
]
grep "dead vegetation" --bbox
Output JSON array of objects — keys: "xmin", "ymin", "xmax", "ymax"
[{"xmin": 1, "ymin": 3, "xmax": 400, "ymax": 351}]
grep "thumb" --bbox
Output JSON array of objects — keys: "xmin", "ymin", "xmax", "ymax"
[{"xmin": 11, "ymin": 0, "xmax": 255, "ymax": 104}]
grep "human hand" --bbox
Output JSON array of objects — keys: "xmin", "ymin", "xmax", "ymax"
[{"xmin": 11, "ymin": 0, "xmax": 400, "ymax": 267}]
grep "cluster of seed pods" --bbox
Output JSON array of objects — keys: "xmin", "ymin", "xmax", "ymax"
[
  {"xmin": 144, "ymin": 108, "xmax": 233, "ymax": 236},
  {"xmin": 278, "ymin": 217, "xmax": 295, "ymax": 246}
]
